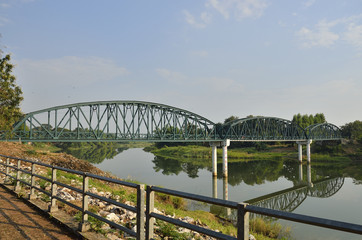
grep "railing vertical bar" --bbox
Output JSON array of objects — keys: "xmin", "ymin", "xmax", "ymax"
[
  {"xmin": 49, "ymin": 166, "xmax": 58, "ymax": 212},
  {"xmin": 5, "ymin": 158, "xmax": 10, "ymax": 183},
  {"xmin": 29, "ymin": 162, "xmax": 36, "ymax": 200},
  {"xmin": 237, "ymin": 203, "xmax": 249, "ymax": 240},
  {"xmin": 79, "ymin": 172, "xmax": 90, "ymax": 232},
  {"xmin": 145, "ymin": 186, "xmax": 155, "ymax": 240},
  {"xmin": 15, "ymin": 159, "xmax": 21, "ymax": 192},
  {"xmin": 137, "ymin": 184, "xmax": 146, "ymax": 240}
]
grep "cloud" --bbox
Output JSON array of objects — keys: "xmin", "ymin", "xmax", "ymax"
[
  {"xmin": 183, "ymin": 10, "xmax": 211, "ymax": 28},
  {"xmin": 303, "ymin": 0, "xmax": 316, "ymax": 8},
  {"xmin": 296, "ymin": 20, "xmax": 339, "ymax": 48},
  {"xmin": 155, "ymin": 68, "xmax": 187, "ymax": 83},
  {"xmin": 16, "ymin": 56, "xmax": 129, "ymax": 87},
  {"xmin": 344, "ymin": 23, "xmax": 362, "ymax": 49},
  {"xmin": 296, "ymin": 15, "xmax": 362, "ymax": 49},
  {"xmin": 206, "ymin": 0, "xmax": 268, "ymax": 20},
  {"xmin": 183, "ymin": 0, "xmax": 268, "ymax": 28}
]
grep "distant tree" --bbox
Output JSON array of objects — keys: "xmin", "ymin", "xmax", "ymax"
[
  {"xmin": 224, "ymin": 115, "xmax": 239, "ymax": 124},
  {"xmin": 292, "ymin": 113, "xmax": 326, "ymax": 129},
  {"xmin": 341, "ymin": 120, "xmax": 362, "ymax": 142},
  {"xmin": 0, "ymin": 54, "xmax": 23, "ymax": 132}
]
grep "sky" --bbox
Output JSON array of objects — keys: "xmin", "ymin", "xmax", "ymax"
[{"xmin": 1, "ymin": 0, "xmax": 362, "ymax": 126}]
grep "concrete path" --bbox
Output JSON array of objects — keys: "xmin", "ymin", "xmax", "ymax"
[{"xmin": 0, "ymin": 186, "xmax": 78, "ymax": 240}]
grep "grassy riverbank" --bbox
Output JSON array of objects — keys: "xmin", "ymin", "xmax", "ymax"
[
  {"xmin": 0, "ymin": 142, "xmax": 291, "ymax": 239},
  {"xmin": 145, "ymin": 143, "xmax": 354, "ymax": 163}
]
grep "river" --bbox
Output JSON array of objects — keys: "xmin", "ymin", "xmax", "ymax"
[{"xmin": 90, "ymin": 148, "xmax": 362, "ymax": 240}]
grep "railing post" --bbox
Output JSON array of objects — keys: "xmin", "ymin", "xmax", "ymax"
[
  {"xmin": 15, "ymin": 159, "xmax": 21, "ymax": 192},
  {"xmin": 137, "ymin": 184, "xmax": 146, "ymax": 240},
  {"xmin": 79, "ymin": 173, "xmax": 90, "ymax": 232},
  {"xmin": 145, "ymin": 186, "xmax": 154, "ymax": 240},
  {"xmin": 48, "ymin": 166, "xmax": 58, "ymax": 212},
  {"xmin": 237, "ymin": 203, "xmax": 249, "ymax": 240},
  {"xmin": 5, "ymin": 158, "xmax": 10, "ymax": 183},
  {"xmin": 29, "ymin": 162, "xmax": 37, "ymax": 200}
]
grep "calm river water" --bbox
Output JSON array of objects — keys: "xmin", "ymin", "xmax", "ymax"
[{"xmin": 91, "ymin": 148, "xmax": 362, "ymax": 240}]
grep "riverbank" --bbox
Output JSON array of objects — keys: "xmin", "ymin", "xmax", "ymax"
[
  {"xmin": 145, "ymin": 142, "xmax": 358, "ymax": 163},
  {"xmin": 0, "ymin": 142, "xmax": 290, "ymax": 240}
]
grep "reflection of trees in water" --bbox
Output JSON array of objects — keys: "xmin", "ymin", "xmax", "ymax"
[
  {"xmin": 152, "ymin": 156, "xmax": 208, "ymax": 178},
  {"xmin": 56, "ymin": 142, "xmax": 128, "ymax": 164},
  {"xmin": 218, "ymin": 161, "xmax": 284, "ymax": 186}
]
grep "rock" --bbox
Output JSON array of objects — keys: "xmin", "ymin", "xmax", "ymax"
[
  {"xmin": 106, "ymin": 212, "xmax": 120, "ymax": 222},
  {"xmin": 106, "ymin": 233, "xmax": 120, "ymax": 240},
  {"xmin": 99, "ymin": 210, "xmax": 110, "ymax": 217},
  {"xmin": 249, "ymin": 234, "xmax": 256, "ymax": 240},
  {"xmin": 125, "ymin": 210, "xmax": 136, "ymax": 220}
]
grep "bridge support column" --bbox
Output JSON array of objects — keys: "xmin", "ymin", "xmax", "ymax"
[
  {"xmin": 210, "ymin": 142, "xmax": 221, "ymax": 177},
  {"xmin": 222, "ymin": 140, "xmax": 230, "ymax": 178},
  {"xmin": 298, "ymin": 163, "xmax": 303, "ymax": 184},
  {"xmin": 306, "ymin": 140, "xmax": 312, "ymax": 163},
  {"xmin": 212, "ymin": 176, "xmax": 217, "ymax": 198},
  {"xmin": 297, "ymin": 143, "xmax": 303, "ymax": 162},
  {"xmin": 307, "ymin": 163, "xmax": 313, "ymax": 187}
]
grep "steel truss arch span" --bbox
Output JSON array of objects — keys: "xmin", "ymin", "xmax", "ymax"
[
  {"xmin": 221, "ymin": 116, "xmax": 307, "ymax": 141},
  {"xmin": 8, "ymin": 101, "xmax": 218, "ymax": 142},
  {"xmin": 305, "ymin": 123, "xmax": 342, "ymax": 141}
]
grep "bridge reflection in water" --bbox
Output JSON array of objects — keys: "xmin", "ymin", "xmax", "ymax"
[{"xmin": 211, "ymin": 163, "xmax": 345, "ymax": 218}]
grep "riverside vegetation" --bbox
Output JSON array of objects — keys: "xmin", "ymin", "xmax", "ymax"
[{"xmin": 0, "ymin": 141, "xmax": 294, "ymax": 240}]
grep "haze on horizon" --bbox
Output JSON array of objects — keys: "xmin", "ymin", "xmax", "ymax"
[{"xmin": 1, "ymin": 0, "xmax": 362, "ymax": 126}]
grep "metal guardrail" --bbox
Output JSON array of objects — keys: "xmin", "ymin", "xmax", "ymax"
[
  {"xmin": 0, "ymin": 154, "xmax": 145, "ymax": 239},
  {"xmin": 0, "ymin": 154, "xmax": 361, "ymax": 240}
]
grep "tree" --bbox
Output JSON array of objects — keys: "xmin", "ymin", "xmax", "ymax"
[
  {"xmin": 292, "ymin": 113, "xmax": 326, "ymax": 129},
  {"xmin": 0, "ymin": 54, "xmax": 23, "ymax": 132},
  {"xmin": 340, "ymin": 120, "xmax": 362, "ymax": 142}
]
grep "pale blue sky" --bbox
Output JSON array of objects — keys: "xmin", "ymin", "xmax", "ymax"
[{"xmin": 1, "ymin": 0, "xmax": 362, "ymax": 125}]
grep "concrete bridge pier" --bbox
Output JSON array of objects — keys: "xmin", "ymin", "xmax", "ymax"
[
  {"xmin": 222, "ymin": 140, "xmax": 230, "ymax": 178},
  {"xmin": 307, "ymin": 163, "xmax": 313, "ymax": 187},
  {"xmin": 210, "ymin": 142, "xmax": 221, "ymax": 177},
  {"xmin": 306, "ymin": 140, "xmax": 312, "ymax": 163},
  {"xmin": 296, "ymin": 140, "xmax": 313, "ymax": 163}
]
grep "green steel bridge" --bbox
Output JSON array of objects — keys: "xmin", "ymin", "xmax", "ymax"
[
  {"xmin": 0, "ymin": 101, "xmax": 342, "ymax": 177},
  {"xmin": 0, "ymin": 100, "xmax": 341, "ymax": 143}
]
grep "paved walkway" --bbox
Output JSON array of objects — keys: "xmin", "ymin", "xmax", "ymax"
[{"xmin": 0, "ymin": 186, "xmax": 78, "ymax": 240}]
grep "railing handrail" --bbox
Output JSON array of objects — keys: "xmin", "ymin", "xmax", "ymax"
[{"xmin": 0, "ymin": 154, "xmax": 361, "ymax": 240}]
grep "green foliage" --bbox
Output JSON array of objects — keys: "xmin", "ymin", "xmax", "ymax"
[
  {"xmin": 250, "ymin": 217, "xmax": 291, "ymax": 239},
  {"xmin": 340, "ymin": 120, "xmax": 362, "ymax": 142},
  {"xmin": 0, "ymin": 54, "xmax": 23, "ymax": 132},
  {"xmin": 156, "ymin": 221, "xmax": 193, "ymax": 240},
  {"xmin": 292, "ymin": 113, "xmax": 326, "ymax": 129}
]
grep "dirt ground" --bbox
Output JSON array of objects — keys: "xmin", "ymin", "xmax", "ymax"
[
  {"xmin": 0, "ymin": 142, "xmax": 105, "ymax": 176},
  {"xmin": 0, "ymin": 185, "xmax": 79, "ymax": 240}
]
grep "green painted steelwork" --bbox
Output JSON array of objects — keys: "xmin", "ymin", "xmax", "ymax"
[
  {"xmin": 219, "ymin": 116, "xmax": 307, "ymax": 141},
  {"xmin": 304, "ymin": 123, "xmax": 342, "ymax": 141},
  {"xmin": 0, "ymin": 101, "xmax": 342, "ymax": 142}
]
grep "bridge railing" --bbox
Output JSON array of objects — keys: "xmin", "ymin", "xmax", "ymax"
[
  {"xmin": 0, "ymin": 154, "xmax": 145, "ymax": 239},
  {"xmin": 0, "ymin": 154, "xmax": 361, "ymax": 240}
]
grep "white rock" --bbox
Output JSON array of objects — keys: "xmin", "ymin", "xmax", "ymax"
[
  {"xmin": 249, "ymin": 234, "xmax": 256, "ymax": 240},
  {"xmin": 106, "ymin": 212, "xmax": 120, "ymax": 222}
]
